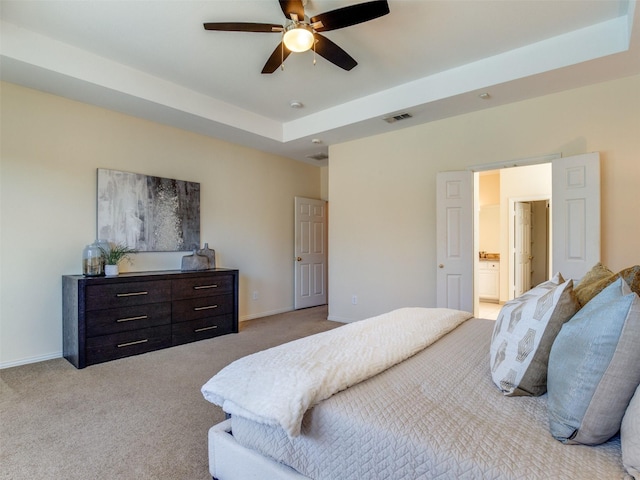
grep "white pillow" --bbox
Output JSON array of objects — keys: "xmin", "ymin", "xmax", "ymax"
[{"xmin": 490, "ymin": 273, "xmax": 579, "ymax": 396}]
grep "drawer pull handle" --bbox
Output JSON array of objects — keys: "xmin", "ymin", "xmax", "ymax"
[
  {"xmin": 116, "ymin": 315, "xmax": 148, "ymax": 323},
  {"xmin": 195, "ymin": 326, "xmax": 218, "ymax": 333},
  {"xmin": 194, "ymin": 305, "xmax": 218, "ymax": 311},
  {"xmin": 116, "ymin": 291, "xmax": 148, "ymax": 297},
  {"xmin": 117, "ymin": 339, "xmax": 148, "ymax": 348},
  {"xmin": 194, "ymin": 284, "xmax": 218, "ymax": 290}
]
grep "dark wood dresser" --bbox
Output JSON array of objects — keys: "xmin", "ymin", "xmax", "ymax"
[{"xmin": 62, "ymin": 269, "xmax": 239, "ymax": 368}]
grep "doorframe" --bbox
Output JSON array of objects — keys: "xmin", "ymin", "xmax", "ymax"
[
  {"xmin": 444, "ymin": 152, "xmax": 598, "ymax": 318},
  {"xmin": 508, "ymin": 194, "xmax": 550, "ymax": 300},
  {"xmin": 469, "ymin": 153, "xmax": 560, "ymax": 317},
  {"xmin": 470, "ymin": 153, "xmax": 561, "ymax": 173},
  {"xmin": 294, "ymin": 196, "xmax": 328, "ymax": 310}
]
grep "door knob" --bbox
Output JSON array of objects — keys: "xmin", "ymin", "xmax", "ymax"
[
  {"xmin": 296, "ymin": 257, "xmax": 302, "ymax": 262},
  {"xmin": 439, "ymin": 264, "xmax": 444, "ymax": 268}
]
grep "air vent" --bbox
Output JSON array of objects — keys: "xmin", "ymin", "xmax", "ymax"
[
  {"xmin": 383, "ymin": 112, "xmax": 413, "ymax": 124},
  {"xmin": 306, "ymin": 152, "xmax": 329, "ymax": 161}
]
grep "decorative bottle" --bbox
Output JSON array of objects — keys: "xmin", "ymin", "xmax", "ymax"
[
  {"xmin": 181, "ymin": 249, "xmax": 209, "ymax": 271},
  {"xmin": 197, "ymin": 243, "xmax": 216, "ymax": 269},
  {"xmin": 82, "ymin": 242, "xmax": 104, "ymax": 277}
]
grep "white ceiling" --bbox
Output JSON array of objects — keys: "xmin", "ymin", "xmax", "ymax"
[{"xmin": 1, "ymin": 0, "xmax": 639, "ymax": 166}]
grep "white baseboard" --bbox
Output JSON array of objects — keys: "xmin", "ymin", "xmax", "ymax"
[
  {"xmin": 0, "ymin": 351, "xmax": 62, "ymax": 370},
  {"xmin": 326, "ymin": 315, "xmax": 354, "ymax": 324}
]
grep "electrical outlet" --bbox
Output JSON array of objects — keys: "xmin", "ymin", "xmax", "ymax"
[
  {"xmin": 351, "ymin": 295, "xmax": 358, "ymax": 305},
  {"xmin": 252, "ymin": 291, "xmax": 259, "ymax": 300}
]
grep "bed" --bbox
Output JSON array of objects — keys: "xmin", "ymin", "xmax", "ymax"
[{"xmin": 202, "ymin": 268, "xmax": 640, "ymax": 480}]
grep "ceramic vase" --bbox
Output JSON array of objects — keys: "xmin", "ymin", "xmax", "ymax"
[
  {"xmin": 105, "ymin": 264, "xmax": 119, "ymax": 276},
  {"xmin": 197, "ymin": 243, "xmax": 216, "ymax": 269},
  {"xmin": 181, "ymin": 250, "xmax": 209, "ymax": 271}
]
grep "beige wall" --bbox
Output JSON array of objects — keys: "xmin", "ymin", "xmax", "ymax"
[
  {"xmin": 479, "ymin": 206, "xmax": 500, "ymax": 253},
  {"xmin": 328, "ymin": 74, "xmax": 640, "ymax": 322},
  {"xmin": 479, "ymin": 173, "xmax": 500, "ymax": 206},
  {"xmin": 478, "ymin": 172, "xmax": 500, "ymax": 255},
  {"xmin": 0, "ymin": 82, "xmax": 321, "ymax": 367},
  {"xmin": 320, "ymin": 166, "xmax": 329, "ymax": 201}
]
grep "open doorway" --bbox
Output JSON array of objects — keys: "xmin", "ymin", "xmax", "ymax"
[
  {"xmin": 437, "ymin": 153, "xmax": 599, "ymax": 318},
  {"xmin": 477, "ymin": 164, "xmax": 552, "ymax": 319},
  {"xmin": 528, "ymin": 200, "xmax": 550, "ymax": 287},
  {"xmin": 511, "ymin": 198, "xmax": 550, "ymax": 297}
]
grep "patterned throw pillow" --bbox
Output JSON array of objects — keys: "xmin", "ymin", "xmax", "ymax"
[
  {"xmin": 622, "ymin": 384, "xmax": 640, "ymax": 479},
  {"xmin": 574, "ymin": 262, "xmax": 613, "ymax": 306},
  {"xmin": 548, "ymin": 278, "xmax": 640, "ymax": 445},
  {"xmin": 575, "ymin": 264, "xmax": 640, "ymax": 307},
  {"xmin": 490, "ymin": 273, "xmax": 579, "ymax": 396}
]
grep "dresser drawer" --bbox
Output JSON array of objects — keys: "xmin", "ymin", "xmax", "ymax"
[
  {"xmin": 172, "ymin": 314, "xmax": 235, "ymax": 346},
  {"xmin": 63, "ymin": 270, "xmax": 238, "ymax": 368},
  {"xmin": 85, "ymin": 325, "xmax": 171, "ymax": 366},
  {"xmin": 172, "ymin": 275, "xmax": 234, "ymax": 300},
  {"xmin": 85, "ymin": 302, "xmax": 171, "ymax": 337},
  {"xmin": 86, "ymin": 280, "xmax": 171, "ymax": 311},
  {"xmin": 172, "ymin": 294, "xmax": 234, "ymax": 323}
]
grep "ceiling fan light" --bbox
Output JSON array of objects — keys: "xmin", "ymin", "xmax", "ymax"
[{"xmin": 283, "ymin": 27, "xmax": 314, "ymax": 53}]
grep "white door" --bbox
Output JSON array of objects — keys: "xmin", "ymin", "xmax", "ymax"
[
  {"xmin": 552, "ymin": 153, "xmax": 601, "ymax": 282},
  {"xmin": 436, "ymin": 171, "xmax": 473, "ymax": 312},
  {"xmin": 294, "ymin": 197, "xmax": 328, "ymax": 309},
  {"xmin": 514, "ymin": 201, "xmax": 532, "ymax": 296}
]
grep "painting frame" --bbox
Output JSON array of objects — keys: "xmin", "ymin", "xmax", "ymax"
[{"xmin": 97, "ymin": 168, "xmax": 200, "ymax": 252}]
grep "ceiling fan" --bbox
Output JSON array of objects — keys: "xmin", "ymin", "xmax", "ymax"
[{"xmin": 203, "ymin": 0, "xmax": 390, "ymax": 74}]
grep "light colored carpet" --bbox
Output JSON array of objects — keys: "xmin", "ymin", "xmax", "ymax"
[{"xmin": 0, "ymin": 305, "xmax": 340, "ymax": 480}]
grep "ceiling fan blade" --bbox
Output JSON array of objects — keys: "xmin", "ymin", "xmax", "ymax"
[
  {"xmin": 279, "ymin": 0, "xmax": 305, "ymax": 21},
  {"xmin": 203, "ymin": 22, "xmax": 282, "ymax": 33},
  {"xmin": 262, "ymin": 42, "xmax": 292, "ymax": 74},
  {"xmin": 314, "ymin": 34, "xmax": 357, "ymax": 71},
  {"xmin": 311, "ymin": 0, "xmax": 389, "ymax": 32}
]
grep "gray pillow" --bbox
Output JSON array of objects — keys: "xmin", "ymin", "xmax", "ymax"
[
  {"xmin": 622, "ymin": 384, "xmax": 640, "ymax": 479},
  {"xmin": 490, "ymin": 273, "xmax": 579, "ymax": 396},
  {"xmin": 547, "ymin": 278, "xmax": 640, "ymax": 445}
]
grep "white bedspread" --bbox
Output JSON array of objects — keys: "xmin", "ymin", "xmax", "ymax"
[
  {"xmin": 201, "ymin": 307, "xmax": 472, "ymax": 436},
  {"xmin": 229, "ymin": 319, "xmax": 626, "ymax": 479}
]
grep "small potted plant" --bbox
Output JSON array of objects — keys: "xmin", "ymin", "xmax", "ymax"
[{"xmin": 100, "ymin": 242, "xmax": 138, "ymax": 276}]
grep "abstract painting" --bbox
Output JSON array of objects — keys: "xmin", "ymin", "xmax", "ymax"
[{"xmin": 97, "ymin": 169, "xmax": 200, "ymax": 252}]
